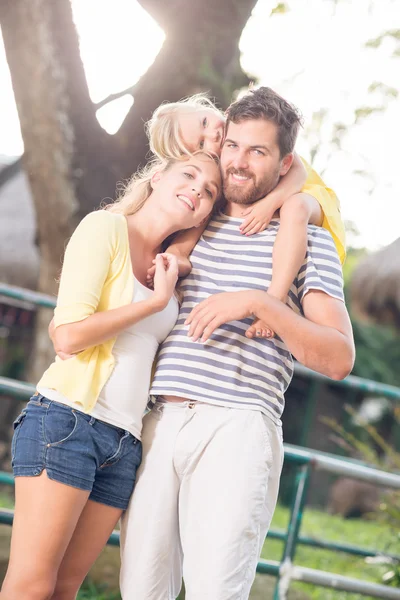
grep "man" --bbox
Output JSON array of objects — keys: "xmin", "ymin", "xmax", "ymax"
[{"xmin": 120, "ymin": 87, "xmax": 355, "ymax": 599}]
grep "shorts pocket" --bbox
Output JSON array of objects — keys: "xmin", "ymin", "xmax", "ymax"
[
  {"xmin": 13, "ymin": 410, "xmax": 27, "ymax": 431},
  {"xmin": 11, "ymin": 410, "xmax": 27, "ymax": 463},
  {"xmin": 44, "ymin": 405, "xmax": 78, "ymax": 446}
]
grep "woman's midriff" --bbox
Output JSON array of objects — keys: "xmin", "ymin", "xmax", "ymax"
[{"xmin": 161, "ymin": 395, "xmax": 191, "ymax": 403}]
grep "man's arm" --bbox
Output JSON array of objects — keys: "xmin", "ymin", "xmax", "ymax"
[
  {"xmin": 185, "ymin": 289, "xmax": 355, "ymax": 381},
  {"xmin": 253, "ymin": 290, "xmax": 354, "ymax": 380}
]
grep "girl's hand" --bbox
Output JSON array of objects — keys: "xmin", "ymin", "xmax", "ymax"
[
  {"xmin": 152, "ymin": 253, "xmax": 179, "ymax": 309},
  {"xmin": 239, "ymin": 196, "xmax": 278, "ymax": 236}
]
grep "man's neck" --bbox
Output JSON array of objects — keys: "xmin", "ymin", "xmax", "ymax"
[
  {"xmin": 223, "ymin": 201, "xmax": 279, "ymax": 220},
  {"xmin": 223, "ymin": 202, "xmax": 246, "ymax": 218}
]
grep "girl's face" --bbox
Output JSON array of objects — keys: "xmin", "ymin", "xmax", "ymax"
[
  {"xmin": 177, "ymin": 109, "xmax": 226, "ymax": 156},
  {"xmin": 152, "ymin": 154, "xmax": 221, "ymax": 230}
]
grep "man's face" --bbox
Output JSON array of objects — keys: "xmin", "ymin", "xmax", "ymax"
[{"xmin": 220, "ymin": 119, "xmax": 292, "ymax": 213}]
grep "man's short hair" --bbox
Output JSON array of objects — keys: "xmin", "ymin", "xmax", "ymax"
[{"xmin": 226, "ymin": 87, "xmax": 303, "ymax": 158}]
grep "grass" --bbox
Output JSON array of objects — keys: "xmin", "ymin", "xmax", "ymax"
[
  {"xmin": 77, "ymin": 581, "xmax": 121, "ymax": 600},
  {"xmin": 0, "ymin": 488, "xmax": 397, "ymax": 599},
  {"xmin": 261, "ymin": 504, "xmax": 398, "ymax": 600},
  {"xmin": 77, "ymin": 504, "xmax": 398, "ymax": 599},
  {"xmin": 0, "ymin": 491, "xmax": 14, "ymax": 510}
]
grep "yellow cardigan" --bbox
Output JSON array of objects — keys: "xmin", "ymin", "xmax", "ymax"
[
  {"xmin": 301, "ymin": 157, "xmax": 346, "ymax": 264},
  {"xmin": 37, "ymin": 211, "xmax": 134, "ymax": 412}
]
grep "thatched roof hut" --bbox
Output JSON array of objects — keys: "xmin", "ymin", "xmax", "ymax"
[
  {"xmin": 350, "ymin": 238, "xmax": 400, "ymax": 329},
  {"xmin": 0, "ymin": 156, "xmax": 39, "ymax": 292}
]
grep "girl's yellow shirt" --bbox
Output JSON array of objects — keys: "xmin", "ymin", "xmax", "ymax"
[
  {"xmin": 301, "ymin": 157, "xmax": 346, "ymax": 264},
  {"xmin": 37, "ymin": 211, "xmax": 134, "ymax": 412}
]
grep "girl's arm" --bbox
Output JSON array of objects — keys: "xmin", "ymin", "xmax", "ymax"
[
  {"xmin": 240, "ymin": 155, "xmax": 346, "ymax": 265},
  {"xmin": 168, "ymin": 223, "xmax": 208, "ymax": 266},
  {"xmin": 146, "ymin": 223, "xmax": 207, "ymax": 287},
  {"xmin": 240, "ymin": 153, "xmax": 307, "ymax": 236}
]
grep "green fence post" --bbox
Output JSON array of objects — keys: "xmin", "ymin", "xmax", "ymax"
[
  {"xmin": 273, "ymin": 462, "xmax": 311, "ymax": 600},
  {"xmin": 299, "ymin": 381, "xmax": 321, "ymax": 447}
]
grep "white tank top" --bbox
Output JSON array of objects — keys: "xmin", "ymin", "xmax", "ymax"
[{"xmin": 38, "ymin": 278, "xmax": 178, "ymax": 440}]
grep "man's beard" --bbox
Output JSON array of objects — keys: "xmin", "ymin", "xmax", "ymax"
[{"xmin": 223, "ymin": 167, "xmax": 280, "ymax": 206}]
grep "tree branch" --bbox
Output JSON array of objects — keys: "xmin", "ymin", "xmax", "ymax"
[
  {"xmin": 116, "ymin": 0, "xmax": 258, "ymax": 177},
  {"xmin": 95, "ymin": 84, "xmax": 137, "ymax": 110}
]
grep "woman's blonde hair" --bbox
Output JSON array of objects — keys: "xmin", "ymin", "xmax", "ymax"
[
  {"xmin": 105, "ymin": 157, "xmax": 167, "ymax": 216},
  {"xmin": 105, "ymin": 151, "xmax": 221, "ymax": 217},
  {"xmin": 146, "ymin": 93, "xmax": 225, "ymax": 161}
]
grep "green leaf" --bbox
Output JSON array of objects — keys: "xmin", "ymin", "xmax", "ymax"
[
  {"xmin": 271, "ymin": 2, "xmax": 289, "ymax": 16},
  {"xmin": 354, "ymin": 105, "xmax": 385, "ymax": 123}
]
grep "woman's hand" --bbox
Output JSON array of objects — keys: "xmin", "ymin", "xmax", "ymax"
[
  {"xmin": 151, "ymin": 253, "xmax": 179, "ymax": 309},
  {"xmin": 146, "ymin": 255, "xmax": 191, "ymax": 289}
]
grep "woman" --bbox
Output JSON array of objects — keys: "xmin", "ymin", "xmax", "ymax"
[{"xmin": 1, "ymin": 151, "xmax": 221, "ymax": 600}]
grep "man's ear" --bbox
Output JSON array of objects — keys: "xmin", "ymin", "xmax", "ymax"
[
  {"xmin": 279, "ymin": 152, "xmax": 294, "ymax": 177},
  {"xmin": 151, "ymin": 171, "xmax": 163, "ymax": 190}
]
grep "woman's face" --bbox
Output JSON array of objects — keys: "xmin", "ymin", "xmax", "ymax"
[
  {"xmin": 153, "ymin": 154, "xmax": 221, "ymax": 229},
  {"xmin": 177, "ymin": 109, "xmax": 226, "ymax": 156}
]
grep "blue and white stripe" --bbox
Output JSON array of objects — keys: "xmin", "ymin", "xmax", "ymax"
[{"xmin": 150, "ymin": 213, "xmax": 344, "ymax": 423}]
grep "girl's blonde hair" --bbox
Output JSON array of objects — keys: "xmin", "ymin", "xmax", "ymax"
[
  {"xmin": 105, "ymin": 151, "xmax": 220, "ymax": 217},
  {"xmin": 146, "ymin": 93, "xmax": 225, "ymax": 161}
]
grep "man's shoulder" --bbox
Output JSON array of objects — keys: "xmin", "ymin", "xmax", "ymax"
[{"xmin": 306, "ymin": 224, "xmax": 340, "ymax": 259}]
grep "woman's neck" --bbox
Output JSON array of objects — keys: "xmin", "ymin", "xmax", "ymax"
[{"xmin": 126, "ymin": 208, "xmax": 176, "ymax": 253}]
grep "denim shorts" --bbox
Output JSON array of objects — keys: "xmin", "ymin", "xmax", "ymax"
[{"xmin": 11, "ymin": 394, "xmax": 142, "ymax": 510}]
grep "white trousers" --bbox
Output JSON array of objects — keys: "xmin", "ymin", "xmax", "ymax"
[{"xmin": 120, "ymin": 401, "xmax": 284, "ymax": 600}]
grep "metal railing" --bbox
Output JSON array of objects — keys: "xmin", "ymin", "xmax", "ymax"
[
  {"xmin": 1, "ymin": 374, "xmax": 399, "ymax": 599},
  {"xmin": 1, "ymin": 282, "xmax": 400, "ymax": 598}
]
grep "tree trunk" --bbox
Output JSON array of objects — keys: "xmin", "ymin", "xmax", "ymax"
[
  {"xmin": 0, "ymin": 0, "xmax": 116, "ymax": 380},
  {"xmin": 0, "ymin": 0, "xmax": 257, "ymax": 383},
  {"xmin": 116, "ymin": 0, "xmax": 258, "ymax": 177}
]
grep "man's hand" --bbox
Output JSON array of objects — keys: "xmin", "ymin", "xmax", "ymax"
[{"xmin": 185, "ymin": 291, "xmax": 256, "ymax": 342}]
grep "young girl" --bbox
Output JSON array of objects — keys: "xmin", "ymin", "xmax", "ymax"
[
  {"xmin": 2, "ymin": 152, "xmax": 221, "ymax": 600},
  {"xmin": 146, "ymin": 93, "xmax": 346, "ymax": 338}
]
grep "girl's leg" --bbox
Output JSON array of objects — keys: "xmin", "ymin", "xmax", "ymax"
[
  {"xmin": 51, "ymin": 500, "xmax": 122, "ymax": 600},
  {"xmin": 1, "ymin": 472, "xmax": 90, "ymax": 600},
  {"xmin": 246, "ymin": 193, "xmax": 322, "ymax": 338}
]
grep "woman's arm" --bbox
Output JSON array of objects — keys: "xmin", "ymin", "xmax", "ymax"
[
  {"xmin": 52, "ymin": 211, "xmax": 178, "ymax": 355},
  {"xmin": 54, "ymin": 252, "xmax": 178, "ymax": 355},
  {"xmin": 54, "ymin": 295, "xmax": 165, "ymax": 356}
]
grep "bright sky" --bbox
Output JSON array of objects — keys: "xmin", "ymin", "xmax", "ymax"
[{"xmin": 0, "ymin": 0, "xmax": 399, "ymax": 250}]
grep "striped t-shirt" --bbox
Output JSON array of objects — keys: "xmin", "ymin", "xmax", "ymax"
[{"xmin": 150, "ymin": 213, "xmax": 344, "ymax": 424}]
